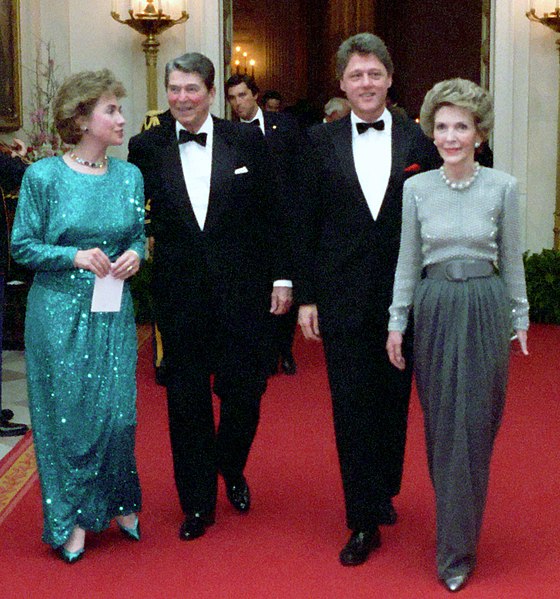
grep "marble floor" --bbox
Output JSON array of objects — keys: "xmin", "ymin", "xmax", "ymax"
[{"xmin": 0, "ymin": 350, "xmax": 30, "ymax": 461}]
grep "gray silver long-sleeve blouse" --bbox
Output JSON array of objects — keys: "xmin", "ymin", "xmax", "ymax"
[{"xmin": 388, "ymin": 167, "xmax": 529, "ymax": 333}]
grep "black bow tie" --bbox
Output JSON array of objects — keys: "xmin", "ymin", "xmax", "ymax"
[
  {"xmin": 178, "ymin": 129, "xmax": 207, "ymax": 146},
  {"xmin": 356, "ymin": 120, "xmax": 385, "ymax": 134},
  {"xmin": 249, "ymin": 119, "xmax": 260, "ymax": 127}
]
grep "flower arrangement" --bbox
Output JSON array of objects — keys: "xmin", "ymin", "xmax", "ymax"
[{"xmin": 24, "ymin": 41, "xmax": 67, "ymax": 162}]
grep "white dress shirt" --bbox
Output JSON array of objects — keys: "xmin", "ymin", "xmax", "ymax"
[
  {"xmin": 241, "ymin": 106, "xmax": 265, "ymax": 135},
  {"xmin": 176, "ymin": 114, "xmax": 291, "ymax": 289},
  {"xmin": 351, "ymin": 108, "xmax": 392, "ymax": 221},
  {"xmin": 177, "ymin": 114, "xmax": 213, "ymax": 230}
]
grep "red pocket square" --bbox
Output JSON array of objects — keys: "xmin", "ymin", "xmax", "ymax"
[{"xmin": 404, "ymin": 163, "xmax": 421, "ymax": 173}]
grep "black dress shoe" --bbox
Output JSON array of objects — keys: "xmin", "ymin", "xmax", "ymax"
[
  {"xmin": 442, "ymin": 573, "xmax": 469, "ymax": 592},
  {"xmin": 339, "ymin": 528, "xmax": 381, "ymax": 566},
  {"xmin": 179, "ymin": 512, "xmax": 215, "ymax": 541},
  {"xmin": 224, "ymin": 476, "xmax": 251, "ymax": 512},
  {"xmin": 0, "ymin": 410, "xmax": 29, "ymax": 438},
  {"xmin": 280, "ymin": 354, "xmax": 297, "ymax": 375},
  {"xmin": 377, "ymin": 499, "xmax": 398, "ymax": 525}
]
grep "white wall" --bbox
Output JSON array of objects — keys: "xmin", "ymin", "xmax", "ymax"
[
  {"xmin": 1, "ymin": 0, "xmax": 224, "ymax": 159},
  {"xmin": 493, "ymin": 0, "xmax": 558, "ymax": 252}
]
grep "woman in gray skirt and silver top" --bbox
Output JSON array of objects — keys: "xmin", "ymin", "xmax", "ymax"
[{"xmin": 386, "ymin": 79, "xmax": 529, "ymax": 593}]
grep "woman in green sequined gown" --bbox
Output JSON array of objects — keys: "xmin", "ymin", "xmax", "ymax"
[{"xmin": 11, "ymin": 70, "xmax": 145, "ymax": 560}]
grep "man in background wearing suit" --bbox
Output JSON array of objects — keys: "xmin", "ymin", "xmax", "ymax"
[
  {"xmin": 128, "ymin": 53, "xmax": 292, "ymax": 541},
  {"xmin": 297, "ymin": 33, "xmax": 439, "ymax": 566},
  {"xmin": 225, "ymin": 73, "xmax": 304, "ymax": 375}
]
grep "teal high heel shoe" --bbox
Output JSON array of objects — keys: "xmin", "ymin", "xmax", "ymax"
[
  {"xmin": 117, "ymin": 515, "xmax": 141, "ymax": 541},
  {"xmin": 57, "ymin": 546, "xmax": 85, "ymax": 564}
]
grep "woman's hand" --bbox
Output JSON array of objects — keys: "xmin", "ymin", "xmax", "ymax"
[
  {"xmin": 112, "ymin": 250, "xmax": 141, "ymax": 280},
  {"xmin": 74, "ymin": 248, "xmax": 111, "ymax": 278},
  {"xmin": 514, "ymin": 329, "xmax": 529, "ymax": 355},
  {"xmin": 386, "ymin": 331, "xmax": 406, "ymax": 370}
]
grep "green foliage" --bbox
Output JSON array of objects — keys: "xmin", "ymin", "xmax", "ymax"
[
  {"xmin": 523, "ymin": 249, "xmax": 560, "ymax": 324},
  {"xmin": 130, "ymin": 258, "xmax": 154, "ymax": 324}
]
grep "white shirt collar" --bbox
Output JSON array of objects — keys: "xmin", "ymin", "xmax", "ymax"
[
  {"xmin": 241, "ymin": 106, "xmax": 263, "ymax": 125},
  {"xmin": 175, "ymin": 112, "xmax": 214, "ymax": 138},
  {"xmin": 351, "ymin": 107, "xmax": 392, "ymax": 135}
]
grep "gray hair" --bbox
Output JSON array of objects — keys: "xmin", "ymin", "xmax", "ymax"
[
  {"xmin": 324, "ymin": 97, "xmax": 350, "ymax": 116},
  {"xmin": 336, "ymin": 33, "xmax": 394, "ymax": 79},
  {"xmin": 419, "ymin": 78, "xmax": 494, "ymax": 141},
  {"xmin": 164, "ymin": 52, "xmax": 215, "ymax": 90}
]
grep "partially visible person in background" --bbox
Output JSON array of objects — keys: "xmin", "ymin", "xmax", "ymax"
[
  {"xmin": 323, "ymin": 97, "xmax": 351, "ymax": 123},
  {"xmin": 0, "ymin": 138, "xmax": 30, "ymax": 437},
  {"xmin": 262, "ymin": 89, "xmax": 283, "ymax": 112},
  {"xmin": 387, "ymin": 78, "xmax": 529, "ymax": 593},
  {"xmin": 11, "ymin": 69, "xmax": 145, "ymax": 563},
  {"xmin": 226, "ymin": 73, "xmax": 305, "ymax": 375}
]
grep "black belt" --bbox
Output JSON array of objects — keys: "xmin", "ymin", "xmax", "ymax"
[{"xmin": 424, "ymin": 259, "xmax": 494, "ymax": 282}]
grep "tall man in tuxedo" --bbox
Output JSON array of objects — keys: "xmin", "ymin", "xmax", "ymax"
[
  {"xmin": 297, "ymin": 33, "xmax": 439, "ymax": 566},
  {"xmin": 128, "ymin": 53, "xmax": 292, "ymax": 541},
  {"xmin": 225, "ymin": 73, "xmax": 304, "ymax": 375}
]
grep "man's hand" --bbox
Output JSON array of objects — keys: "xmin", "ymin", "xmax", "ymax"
[
  {"xmin": 386, "ymin": 331, "xmax": 405, "ymax": 370},
  {"xmin": 298, "ymin": 304, "xmax": 321, "ymax": 341},
  {"xmin": 270, "ymin": 286, "xmax": 293, "ymax": 315}
]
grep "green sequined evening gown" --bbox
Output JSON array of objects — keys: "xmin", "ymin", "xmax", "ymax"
[{"xmin": 11, "ymin": 156, "xmax": 145, "ymax": 548}]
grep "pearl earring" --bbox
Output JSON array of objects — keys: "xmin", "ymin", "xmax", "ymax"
[
  {"xmin": 475, "ymin": 141, "xmax": 481, "ymax": 149},
  {"xmin": 82, "ymin": 126, "xmax": 89, "ymax": 132}
]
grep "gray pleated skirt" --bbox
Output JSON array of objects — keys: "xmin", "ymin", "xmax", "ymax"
[{"xmin": 413, "ymin": 274, "xmax": 511, "ymax": 580}]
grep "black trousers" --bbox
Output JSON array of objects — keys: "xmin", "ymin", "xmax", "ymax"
[
  {"xmin": 321, "ymin": 325, "xmax": 413, "ymax": 531},
  {"xmin": 162, "ymin": 318, "xmax": 267, "ymax": 518},
  {"xmin": 276, "ymin": 306, "xmax": 298, "ymax": 358}
]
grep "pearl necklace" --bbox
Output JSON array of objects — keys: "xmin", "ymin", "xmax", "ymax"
[
  {"xmin": 439, "ymin": 162, "xmax": 481, "ymax": 190},
  {"xmin": 69, "ymin": 152, "xmax": 108, "ymax": 169}
]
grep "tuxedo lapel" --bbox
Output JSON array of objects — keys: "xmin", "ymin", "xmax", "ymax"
[
  {"xmin": 376, "ymin": 111, "xmax": 411, "ymax": 219},
  {"xmin": 204, "ymin": 120, "xmax": 236, "ymax": 231},
  {"xmin": 388, "ymin": 111, "xmax": 410, "ymax": 189},
  {"xmin": 332, "ymin": 116, "xmax": 358, "ymax": 188},
  {"xmin": 156, "ymin": 123, "xmax": 202, "ymax": 234},
  {"xmin": 331, "ymin": 116, "xmax": 376, "ymax": 219}
]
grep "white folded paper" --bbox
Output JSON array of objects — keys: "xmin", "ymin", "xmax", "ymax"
[{"xmin": 91, "ymin": 273, "xmax": 124, "ymax": 312}]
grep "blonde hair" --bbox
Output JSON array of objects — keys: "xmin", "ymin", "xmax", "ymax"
[
  {"xmin": 419, "ymin": 78, "xmax": 494, "ymax": 141},
  {"xmin": 54, "ymin": 69, "xmax": 126, "ymax": 144}
]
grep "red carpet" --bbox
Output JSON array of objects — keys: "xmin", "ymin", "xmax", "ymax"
[{"xmin": 1, "ymin": 325, "xmax": 559, "ymax": 598}]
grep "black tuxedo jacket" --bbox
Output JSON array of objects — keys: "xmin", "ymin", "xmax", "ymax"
[
  {"xmin": 260, "ymin": 111, "xmax": 307, "ymax": 273},
  {"xmin": 296, "ymin": 110, "xmax": 440, "ymax": 336},
  {"xmin": 0, "ymin": 154, "xmax": 28, "ymax": 273},
  {"xmin": 128, "ymin": 110, "xmax": 287, "ymax": 349}
]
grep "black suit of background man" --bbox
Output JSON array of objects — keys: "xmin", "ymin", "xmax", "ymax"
[
  {"xmin": 296, "ymin": 33, "xmax": 440, "ymax": 566},
  {"xmin": 128, "ymin": 53, "xmax": 291, "ymax": 540},
  {"xmin": 225, "ymin": 74, "xmax": 306, "ymax": 375},
  {"xmin": 0, "ymin": 143, "xmax": 29, "ymax": 437}
]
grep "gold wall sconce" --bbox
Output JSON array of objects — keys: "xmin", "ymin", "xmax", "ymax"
[{"xmin": 111, "ymin": 1, "xmax": 188, "ymax": 110}]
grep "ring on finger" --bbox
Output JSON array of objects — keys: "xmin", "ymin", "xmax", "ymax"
[{"xmin": 126, "ymin": 265, "xmax": 133, "ymax": 272}]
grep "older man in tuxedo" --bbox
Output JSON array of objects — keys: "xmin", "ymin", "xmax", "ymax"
[
  {"xmin": 128, "ymin": 52, "xmax": 292, "ymax": 541},
  {"xmin": 225, "ymin": 73, "xmax": 304, "ymax": 375},
  {"xmin": 297, "ymin": 33, "xmax": 439, "ymax": 566}
]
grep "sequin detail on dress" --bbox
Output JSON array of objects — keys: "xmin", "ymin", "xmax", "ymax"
[{"xmin": 10, "ymin": 156, "xmax": 145, "ymax": 548}]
